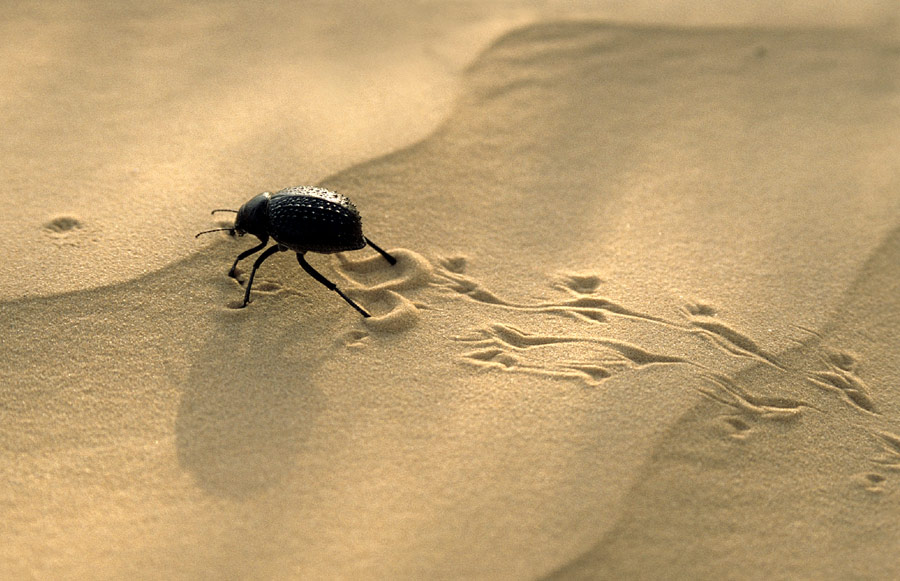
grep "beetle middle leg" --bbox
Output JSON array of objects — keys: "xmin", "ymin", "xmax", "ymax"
[
  {"xmin": 364, "ymin": 237, "xmax": 397, "ymax": 266},
  {"xmin": 241, "ymin": 245, "xmax": 282, "ymax": 307},
  {"xmin": 228, "ymin": 237, "xmax": 269, "ymax": 278},
  {"xmin": 297, "ymin": 253, "xmax": 371, "ymax": 318}
]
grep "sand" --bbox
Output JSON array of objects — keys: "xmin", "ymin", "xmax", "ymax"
[{"xmin": 3, "ymin": 3, "xmax": 900, "ymax": 580}]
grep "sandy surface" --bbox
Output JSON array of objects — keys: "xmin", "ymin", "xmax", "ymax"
[{"xmin": 3, "ymin": 2, "xmax": 900, "ymax": 580}]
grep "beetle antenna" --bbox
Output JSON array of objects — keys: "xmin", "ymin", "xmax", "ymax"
[
  {"xmin": 211, "ymin": 209, "xmax": 238, "ymax": 215},
  {"xmin": 195, "ymin": 227, "xmax": 235, "ymax": 238}
]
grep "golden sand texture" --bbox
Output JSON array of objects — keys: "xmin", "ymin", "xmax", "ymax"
[
  {"xmin": 3, "ymin": 7, "xmax": 900, "ymax": 581},
  {"xmin": 0, "ymin": 1, "xmax": 527, "ymax": 299}
]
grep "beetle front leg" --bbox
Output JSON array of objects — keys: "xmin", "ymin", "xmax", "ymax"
[
  {"xmin": 241, "ymin": 245, "xmax": 282, "ymax": 307},
  {"xmin": 228, "ymin": 237, "xmax": 269, "ymax": 278}
]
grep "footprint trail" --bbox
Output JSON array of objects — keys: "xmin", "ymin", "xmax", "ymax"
[
  {"xmin": 433, "ymin": 254, "xmax": 889, "ymax": 433},
  {"xmin": 335, "ymin": 248, "xmax": 898, "ymax": 493}
]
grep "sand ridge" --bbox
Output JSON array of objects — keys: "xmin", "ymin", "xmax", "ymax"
[{"xmin": 546, "ymin": 225, "xmax": 900, "ymax": 579}]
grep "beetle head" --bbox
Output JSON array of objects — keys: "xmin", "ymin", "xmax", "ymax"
[{"xmin": 234, "ymin": 192, "xmax": 271, "ymax": 240}]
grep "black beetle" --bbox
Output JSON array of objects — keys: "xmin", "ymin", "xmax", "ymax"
[{"xmin": 196, "ymin": 185, "xmax": 396, "ymax": 317}]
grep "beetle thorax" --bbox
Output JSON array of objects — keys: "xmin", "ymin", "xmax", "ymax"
[{"xmin": 234, "ymin": 192, "xmax": 271, "ymax": 239}]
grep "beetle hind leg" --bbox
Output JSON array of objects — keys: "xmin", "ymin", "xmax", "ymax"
[{"xmin": 364, "ymin": 237, "xmax": 397, "ymax": 265}]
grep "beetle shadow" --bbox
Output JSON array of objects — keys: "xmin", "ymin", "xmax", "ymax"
[{"xmin": 174, "ymin": 281, "xmax": 330, "ymax": 499}]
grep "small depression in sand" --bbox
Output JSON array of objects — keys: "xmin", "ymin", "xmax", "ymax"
[{"xmin": 43, "ymin": 215, "xmax": 84, "ymax": 235}]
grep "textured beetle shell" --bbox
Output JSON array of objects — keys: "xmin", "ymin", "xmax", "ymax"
[{"xmin": 266, "ymin": 186, "xmax": 366, "ymax": 253}]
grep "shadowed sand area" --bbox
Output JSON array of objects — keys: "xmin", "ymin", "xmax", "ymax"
[{"xmin": 3, "ymin": 19, "xmax": 899, "ymax": 580}]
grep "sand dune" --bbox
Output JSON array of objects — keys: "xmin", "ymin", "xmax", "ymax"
[{"xmin": 3, "ymin": 12, "xmax": 899, "ymax": 581}]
